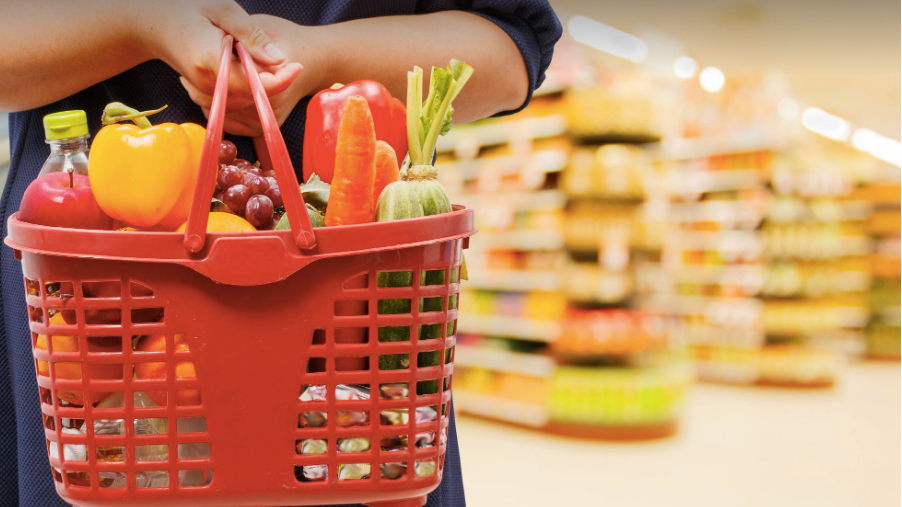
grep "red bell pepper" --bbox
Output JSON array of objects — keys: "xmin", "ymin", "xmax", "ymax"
[{"xmin": 303, "ymin": 80, "xmax": 407, "ymax": 183}]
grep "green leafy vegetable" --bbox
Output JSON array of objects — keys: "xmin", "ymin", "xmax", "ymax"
[
  {"xmin": 407, "ymin": 60, "xmax": 473, "ymax": 166},
  {"xmin": 300, "ymin": 173, "xmax": 330, "ymax": 213}
]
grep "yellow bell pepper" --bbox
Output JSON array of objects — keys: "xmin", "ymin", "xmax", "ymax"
[
  {"xmin": 159, "ymin": 123, "xmax": 205, "ymax": 230},
  {"xmin": 89, "ymin": 103, "xmax": 206, "ymax": 229}
]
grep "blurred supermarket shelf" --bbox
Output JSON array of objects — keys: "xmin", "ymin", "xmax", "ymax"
[
  {"xmin": 462, "ymin": 269, "xmax": 562, "ymax": 292},
  {"xmin": 455, "ymin": 344, "xmax": 556, "ymax": 378},
  {"xmin": 876, "ymin": 306, "xmax": 901, "ymax": 326},
  {"xmin": 468, "ymin": 230, "xmax": 564, "ymax": 251},
  {"xmin": 663, "ymin": 169, "xmax": 765, "ymax": 194},
  {"xmin": 457, "ymin": 315, "xmax": 560, "ymax": 342},
  {"xmin": 450, "ymin": 189, "xmax": 567, "ymax": 212},
  {"xmin": 640, "ymin": 294, "xmax": 763, "ymax": 318},
  {"xmin": 637, "ymin": 261, "xmax": 765, "ymax": 285},
  {"xmin": 436, "ymin": 115, "xmax": 568, "ymax": 152},
  {"xmin": 665, "ymin": 230, "xmax": 764, "ymax": 252},
  {"xmin": 651, "ymin": 133, "xmax": 784, "ymax": 161},
  {"xmin": 437, "ymin": 148, "xmax": 568, "ymax": 182},
  {"xmin": 661, "ymin": 200, "xmax": 765, "ymax": 226},
  {"xmin": 454, "ymin": 391, "xmax": 550, "ymax": 427}
]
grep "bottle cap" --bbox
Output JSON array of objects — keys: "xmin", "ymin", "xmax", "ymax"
[{"xmin": 43, "ymin": 110, "xmax": 89, "ymax": 140}]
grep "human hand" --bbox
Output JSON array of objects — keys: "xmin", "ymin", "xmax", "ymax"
[
  {"xmin": 136, "ymin": 0, "xmax": 303, "ymax": 131},
  {"xmin": 180, "ymin": 14, "xmax": 334, "ymax": 137}
]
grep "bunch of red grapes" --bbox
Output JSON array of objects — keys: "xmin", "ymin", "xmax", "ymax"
[{"xmin": 215, "ymin": 140, "xmax": 284, "ymax": 229}]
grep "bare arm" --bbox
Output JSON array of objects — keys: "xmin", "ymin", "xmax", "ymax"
[
  {"xmin": 184, "ymin": 11, "xmax": 530, "ymax": 136},
  {"xmin": 0, "ymin": 0, "xmax": 294, "ymax": 112},
  {"xmin": 321, "ymin": 11, "xmax": 529, "ymax": 123},
  {"xmin": 0, "ymin": 1, "xmax": 146, "ymax": 111}
]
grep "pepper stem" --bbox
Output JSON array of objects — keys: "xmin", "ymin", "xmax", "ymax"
[{"xmin": 101, "ymin": 102, "xmax": 167, "ymax": 129}]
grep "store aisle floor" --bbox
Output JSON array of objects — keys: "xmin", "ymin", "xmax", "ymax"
[{"xmin": 456, "ymin": 362, "xmax": 900, "ymax": 507}]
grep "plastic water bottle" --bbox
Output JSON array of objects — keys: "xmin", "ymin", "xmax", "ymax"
[{"xmin": 39, "ymin": 110, "xmax": 90, "ymax": 177}]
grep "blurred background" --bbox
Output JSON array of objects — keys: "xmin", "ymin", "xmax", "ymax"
[
  {"xmin": 439, "ymin": 1, "xmax": 900, "ymax": 506},
  {"xmin": 1, "ymin": 1, "xmax": 898, "ymax": 505}
]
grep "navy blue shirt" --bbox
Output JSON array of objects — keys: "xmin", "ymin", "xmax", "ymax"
[
  {"xmin": 0, "ymin": 0, "xmax": 562, "ymax": 507},
  {"xmin": 1, "ymin": 2, "xmax": 561, "ymax": 506}
]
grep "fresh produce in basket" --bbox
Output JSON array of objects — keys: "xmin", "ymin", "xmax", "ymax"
[
  {"xmin": 299, "ymin": 173, "xmax": 330, "ymax": 213},
  {"xmin": 216, "ymin": 171, "xmax": 278, "ymax": 229},
  {"xmin": 35, "ymin": 312, "xmax": 120, "ymax": 405},
  {"xmin": 134, "ymin": 334, "xmax": 201, "ymax": 406},
  {"xmin": 376, "ymin": 60, "xmax": 473, "ymax": 222},
  {"xmin": 89, "ymin": 102, "xmax": 204, "ymax": 229},
  {"xmin": 374, "ymin": 61, "xmax": 473, "ymax": 385},
  {"xmin": 177, "ymin": 212, "xmax": 256, "ymax": 233},
  {"xmin": 275, "ymin": 203, "xmax": 324, "ymax": 230},
  {"xmin": 56, "ymin": 280, "xmax": 159, "ymax": 326},
  {"xmin": 324, "ymin": 96, "xmax": 377, "ymax": 227},
  {"xmin": 373, "ymin": 140, "xmax": 400, "ymax": 204},
  {"xmin": 18, "ymin": 172, "xmax": 113, "ymax": 230},
  {"xmin": 304, "ymin": 80, "xmax": 407, "ymax": 184}
]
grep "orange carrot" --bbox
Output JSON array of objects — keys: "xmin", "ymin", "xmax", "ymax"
[
  {"xmin": 325, "ymin": 96, "xmax": 376, "ymax": 227},
  {"xmin": 373, "ymin": 140, "xmax": 400, "ymax": 205}
]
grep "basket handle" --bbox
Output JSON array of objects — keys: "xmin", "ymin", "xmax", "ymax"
[{"xmin": 184, "ymin": 37, "xmax": 317, "ymax": 253}]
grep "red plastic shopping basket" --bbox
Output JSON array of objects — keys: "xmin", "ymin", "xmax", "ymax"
[{"xmin": 5, "ymin": 37, "xmax": 475, "ymax": 507}]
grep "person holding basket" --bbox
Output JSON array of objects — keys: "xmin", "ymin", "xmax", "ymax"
[{"xmin": 0, "ymin": 1, "xmax": 561, "ymax": 506}]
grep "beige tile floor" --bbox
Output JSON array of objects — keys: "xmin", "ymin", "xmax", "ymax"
[{"xmin": 456, "ymin": 361, "xmax": 900, "ymax": 507}]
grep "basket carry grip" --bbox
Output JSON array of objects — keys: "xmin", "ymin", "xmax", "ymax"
[{"xmin": 184, "ymin": 37, "xmax": 317, "ymax": 253}]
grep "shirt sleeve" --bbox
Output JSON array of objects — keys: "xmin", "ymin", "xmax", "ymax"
[{"xmin": 416, "ymin": 0, "xmax": 563, "ymax": 116}]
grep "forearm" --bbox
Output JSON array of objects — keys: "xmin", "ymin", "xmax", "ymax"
[
  {"xmin": 0, "ymin": 1, "xmax": 151, "ymax": 112},
  {"xmin": 304, "ymin": 11, "xmax": 529, "ymax": 123}
]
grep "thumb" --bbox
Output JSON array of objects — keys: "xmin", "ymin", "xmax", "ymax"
[{"xmin": 212, "ymin": 8, "xmax": 285, "ymax": 66}]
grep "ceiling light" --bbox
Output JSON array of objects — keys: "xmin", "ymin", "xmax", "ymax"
[
  {"xmin": 699, "ymin": 67, "xmax": 725, "ymax": 92},
  {"xmin": 851, "ymin": 128, "xmax": 879, "ymax": 151},
  {"xmin": 567, "ymin": 15, "xmax": 649, "ymax": 63},
  {"xmin": 673, "ymin": 56, "xmax": 698, "ymax": 79},
  {"xmin": 852, "ymin": 129, "xmax": 902, "ymax": 166},
  {"xmin": 801, "ymin": 107, "xmax": 853, "ymax": 141}
]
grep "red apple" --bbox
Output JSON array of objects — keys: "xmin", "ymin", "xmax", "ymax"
[{"xmin": 19, "ymin": 172, "xmax": 113, "ymax": 230}]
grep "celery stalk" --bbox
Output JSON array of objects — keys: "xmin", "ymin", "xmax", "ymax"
[
  {"xmin": 404, "ymin": 60, "xmax": 473, "ymax": 166},
  {"xmin": 406, "ymin": 70, "xmax": 423, "ymax": 165}
]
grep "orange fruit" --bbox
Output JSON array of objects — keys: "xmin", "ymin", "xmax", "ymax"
[
  {"xmin": 176, "ymin": 212, "xmax": 256, "ymax": 233},
  {"xmin": 134, "ymin": 334, "xmax": 200, "ymax": 406},
  {"xmin": 35, "ymin": 313, "xmax": 121, "ymax": 405}
]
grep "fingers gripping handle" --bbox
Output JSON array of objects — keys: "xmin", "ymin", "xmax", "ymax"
[
  {"xmin": 184, "ymin": 36, "xmax": 234, "ymax": 253},
  {"xmin": 184, "ymin": 37, "xmax": 317, "ymax": 253},
  {"xmin": 237, "ymin": 42, "xmax": 317, "ymax": 250}
]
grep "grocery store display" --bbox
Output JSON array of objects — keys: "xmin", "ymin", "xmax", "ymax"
[
  {"xmin": 854, "ymin": 181, "xmax": 901, "ymax": 358},
  {"xmin": 764, "ymin": 147, "xmax": 871, "ymax": 359},
  {"xmin": 636, "ymin": 134, "xmax": 881, "ymax": 386},
  {"xmin": 446, "ymin": 70, "xmax": 690, "ymax": 439}
]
